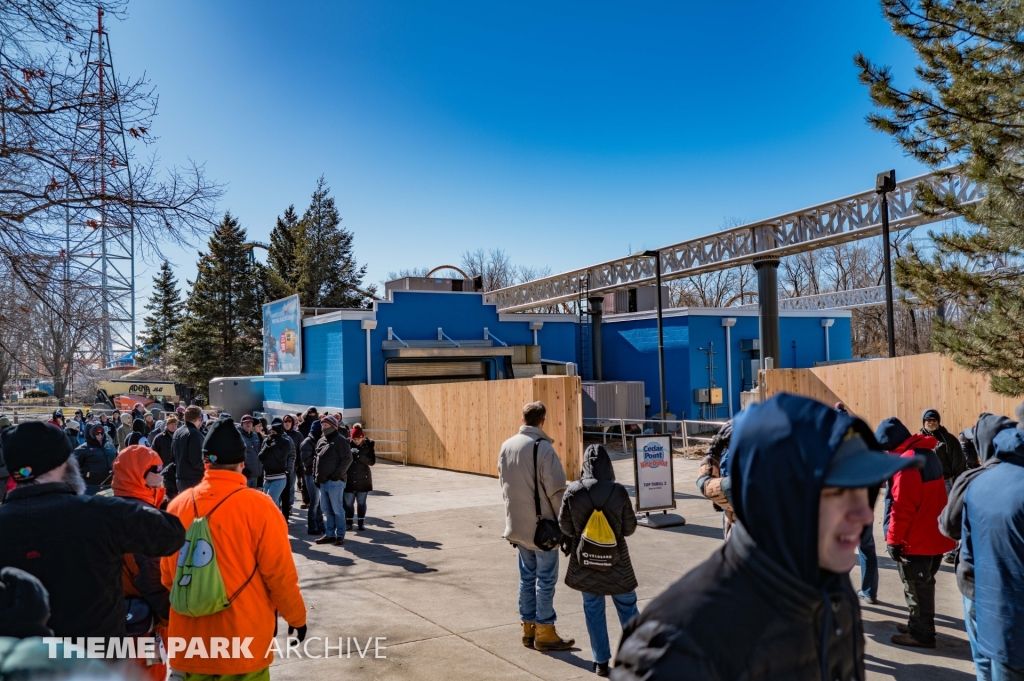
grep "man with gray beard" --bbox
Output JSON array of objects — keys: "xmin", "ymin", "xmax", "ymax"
[{"xmin": 0, "ymin": 421, "xmax": 185, "ymax": 637}]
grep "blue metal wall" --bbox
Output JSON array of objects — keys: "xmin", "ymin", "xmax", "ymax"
[
  {"xmin": 601, "ymin": 311, "xmax": 852, "ymax": 420},
  {"xmin": 269, "ymin": 291, "xmax": 578, "ymax": 413}
]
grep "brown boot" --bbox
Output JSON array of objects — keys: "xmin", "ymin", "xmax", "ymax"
[
  {"xmin": 521, "ymin": 622, "xmax": 535, "ymax": 648},
  {"xmin": 533, "ymin": 623, "xmax": 574, "ymax": 651}
]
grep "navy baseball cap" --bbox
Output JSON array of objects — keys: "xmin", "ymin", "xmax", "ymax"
[{"xmin": 823, "ymin": 426, "xmax": 918, "ymax": 488}]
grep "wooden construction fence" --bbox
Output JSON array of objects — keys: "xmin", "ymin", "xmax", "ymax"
[
  {"xmin": 360, "ymin": 376, "xmax": 583, "ymax": 479},
  {"xmin": 763, "ymin": 353, "xmax": 1021, "ymax": 435}
]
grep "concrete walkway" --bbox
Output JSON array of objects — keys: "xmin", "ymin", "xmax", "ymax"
[{"xmin": 271, "ymin": 449, "xmax": 976, "ymax": 680}]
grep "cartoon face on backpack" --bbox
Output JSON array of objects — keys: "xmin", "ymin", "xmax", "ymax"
[
  {"xmin": 170, "ymin": 516, "xmax": 231, "ymax": 617},
  {"xmin": 175, "ymin": 536, "xmax": 215, "ymax": 587}
]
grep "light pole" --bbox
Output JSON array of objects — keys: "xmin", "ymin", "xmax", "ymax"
[
  {"xmin": 876, "ymin": 170, "xmax": 897, "ymax": 358},
  {"xmin": 643, "ymin": 250, "xmax": 667, "ymax": 424}
]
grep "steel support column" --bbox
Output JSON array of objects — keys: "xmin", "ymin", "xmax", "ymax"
[
  {"xmin": 754, "ymin": 257, "xmax": 780, "ymax": 371},
  {"xmin": 588, "ymin": 296, "xmax": 605, "ymax": 381}
]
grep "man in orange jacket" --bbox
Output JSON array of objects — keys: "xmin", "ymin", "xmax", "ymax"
[{"xmin": 160, "ymin": 417, "xmax": 307, "ymax": 681}]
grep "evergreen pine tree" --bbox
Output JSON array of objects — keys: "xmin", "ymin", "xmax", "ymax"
[
  {"xmin": 857, "ymin": 0, "xmax": 1024, "ymax": 395},
  {"xmin": 136, "ymin": 261, "xmax": 182, "ymax": 365},
  {"xmin": 293, "ymin": 177, "xmax": 374, "ymax": 308},
  {"xmin": 175, "ymin": 213, "xmax": 263, "ymax": 390},
  {"xmin": 268, "ymin": 205, "xmax": 300, "ymax": 291}
]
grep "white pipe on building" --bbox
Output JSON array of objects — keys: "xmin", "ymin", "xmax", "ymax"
[
  {"xmin": 361, "ymin": 320, "xmax": 378, "ymax": 385},
  {"xmin": 821, "ymin": 318, "xmax": 834, "ymax": 362}
]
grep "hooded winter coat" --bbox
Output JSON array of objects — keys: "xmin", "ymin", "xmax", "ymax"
[
  {"xmin": 284, "ymin": 425, "xmax": 303, "ymax": 472},
  {"xmin": 498, "ymin": 425, "xmax": 568, "ymax": 551},
  {"xmin": 939, "ymin": 413, "xmax": 1018, "ymax": 599},
  {"xmin": 613, "ymin": 394, "xmax": 868, "ymax": 681},
  {"xmin": 558, "ymin": 445, "xmax": 637, "ymax": 595},
  {"xmin": 0, "ymin": 481, "xmax": 184, "ymax": 637},
  {"xmin": 125, "ymin": 418, "xmax": 149, "ymax": 448},
  {"xmin": 111, "ymin": 446, "xmax": 170, "ymax": 625},
  {"xmin": 347, "ymin": 438, "xmax": 376, "ymax": 493},
  {"xmin": 73, "ymin": 423, "xmax": 119, "ymax": 493},
  {"xmin": 875, "ymin": 418, "xmax": 955, "ymax": 556},
  {"xmin": 117, "ymin": 414, "xmax": 133, "ymax": 450},
  {"xmin": 962, "ymin": 429, "xmax": 1024, "ymax": 669},
  {"xmin": 960, "ymin": 426, "xmax": 982, "ymax": 469}
]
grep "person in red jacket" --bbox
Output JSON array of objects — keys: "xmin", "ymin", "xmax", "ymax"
[{"xmin": 875, "ymin": 416, "xmax": 956, "ymax": 649}]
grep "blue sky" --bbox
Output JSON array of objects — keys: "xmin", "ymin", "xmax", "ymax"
[{"xmin": 111, "ymin": 1, "xmax": 926, "ymax": 309}]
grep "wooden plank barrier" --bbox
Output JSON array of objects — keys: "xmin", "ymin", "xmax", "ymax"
[
  {"xmin": 359, "ymin": 376, "xmax": 583, "ymax": 480},
  {"xmin": 763, "ymin": 353, "xmax": 1021, "ymax": 436}
]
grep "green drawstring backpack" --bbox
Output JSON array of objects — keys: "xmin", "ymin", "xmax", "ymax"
[
  {"xmin": 577, "ymin": 486, "xmax": 618, "ymax": 571},
  {"xmin": 170, "ymin": 489, "xmax": 256, "ymax": 617}
]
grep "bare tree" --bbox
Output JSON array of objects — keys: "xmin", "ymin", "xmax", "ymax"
[{"xmin": 0, "ymin": 0, "xmax": 221, "ymax": 273}]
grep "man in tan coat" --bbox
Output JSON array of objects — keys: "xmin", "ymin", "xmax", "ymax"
[{"xmin": 497, "ymin": 401, "xmax": 573, "ymax": 652}]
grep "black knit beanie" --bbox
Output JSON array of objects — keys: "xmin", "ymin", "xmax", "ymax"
[
  {"xmin": 202, "ymin": 417, "xmax": 247, "ymax": 465},
  {"xmin": 1, "ymin": 421, "xmax": 73, "ymax": 482},
  {"xmin": 0, "ymin": 567, "xmax": 52, "ymax": 637}
]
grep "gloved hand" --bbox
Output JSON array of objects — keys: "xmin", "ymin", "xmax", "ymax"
[
  {"xmin": 886, "ymin": 544, "xmax": 907, "ymax": 564},
  {"xmin": 287, "ymin": 624, "xmax": 308, "ymax": 642}
]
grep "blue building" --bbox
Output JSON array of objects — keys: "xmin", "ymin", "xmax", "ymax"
[
  {"xmin": 258, "ymin": 287, "xmax": 852, "ymax": 423},
  {"xmin": 600, "ymin": 307, "xmax": 852, "ymax": 420},
  {"xmin": 261, "ymin": 289, "xmax": 578, "ymax": 420}
]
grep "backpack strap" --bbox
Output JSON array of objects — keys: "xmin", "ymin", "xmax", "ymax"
[
  {"xmin": 532, "ymin": 439, "xmax": 543, "ymax": 520},
  {"xmin": 191, "ymin": 487, "xmax": 245, "ymax": 520},
  {"xmin": 188, "ymin": 487, "xmax": 258, "ymax": 604},
  {"xmin": 583, "ymin": 481, "xmax": 615, "ymax": 513}
]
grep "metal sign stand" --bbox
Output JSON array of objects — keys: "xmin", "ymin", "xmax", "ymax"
[{"xmin": 633, "ymin": 435, "xmax": 686, "ymax": 529}]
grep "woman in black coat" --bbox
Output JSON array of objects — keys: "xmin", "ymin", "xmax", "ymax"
[
  {"xmin": 344, "ymin": 424, "xmax": 376, "ymax": 532},
  {"xmin": 558, "ymin": 444, "xmax": 638, "ymax": 677}
]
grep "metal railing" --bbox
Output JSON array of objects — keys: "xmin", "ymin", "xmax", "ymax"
[
  {"xmin": 583, "ymin": 417, "xmax": 724, "ymax": 454},
  {"xmin": 363, "ymin": 428, "xmax": 408, "ymax": 466}
]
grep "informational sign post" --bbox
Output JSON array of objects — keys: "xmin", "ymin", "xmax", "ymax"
[
  {"xmin": 633, "ymin": 435, "xmax": 676, "ymax": 512},
  {"xmin": 263, "ymin": 294, "xmax": 303, "ymax": 375}
]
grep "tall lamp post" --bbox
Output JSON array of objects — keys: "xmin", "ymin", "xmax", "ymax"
[
  {"xmin": 643, "ymin": 250, "xmax": 667, "ymax": 425},
  {"xmin": 876, "ymin": 170, "xmax": 897, "ymax": 358}
]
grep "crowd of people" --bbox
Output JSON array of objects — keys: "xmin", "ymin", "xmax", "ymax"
[
  {"xmin": 0, "ymin": 402, "xmax": 377, "ymax": 681},
  {"xmin": 499, "ymin": 397, "xmax": 1024, "ymax": 680},
  {"xmin": 1, "ymin": 393, "xmax": 1022, "ymax": 681}
]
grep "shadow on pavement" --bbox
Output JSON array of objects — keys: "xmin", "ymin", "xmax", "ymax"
[
  {"xmin": 866, "ymin": 654, "xmax": 976, "ymax": 680},
  {"xmin": 289, "ymin": 519, "xmax": 441, "ymax": 574},
  {"xmin": 660, "ymin": 522, "xmax": 725, "ymax": 541}
]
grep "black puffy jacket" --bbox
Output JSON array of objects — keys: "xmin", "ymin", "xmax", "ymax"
[
  {"xmin": 922, "ymin": 424, "xmax": 967, "ymax": 481},
  {"xmin": 613, "ymin": 394, "xmax": 868, "ymax": 681},
  {"xmin": 259, "ymin": 430, "xmax": 295, "ymax": 478},
  {"xmin": 73, "ymin": 424, "xmax": 118, "ymax": 491},
  {"xmin": 558, "ymin": 444, "xmax": 637, "ymax": 596},
  {"xmin": 0, "ymin": 482, "xmax": 184, "ymax": 637},
  {"xmin": 346, "ymin": 439, "xmax": 376, "ymax": 493},
  {"xmin": 285, "ymin": 429, "xmax": 304, "ymax": 472},
  {"xmin": 171, "ymin": 422, "xmax": 205, "ymax": 489},
  {"xmin": 314, "ymin": 431, "xmax": 353, "ymax": 484}
]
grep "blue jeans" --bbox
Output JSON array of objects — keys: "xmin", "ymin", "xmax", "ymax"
[
  {"xmin": 582, "ymin": 591, "xmax": 639, "ymax": 664},
  {"xmin": 305, "ymin": 474, "xmax": 325, "ymax": 533},
  {"xmin": 263, "ymin": 477, "xmax": 287, "ymax": 507},
  {"xmin": 858, "ymin": 524, "xmax": 878, "ymax": 599},
  {"xmin": 320, "ymin": 480, "xmax": 347, "ymax": 538},
  {"xmin": 964, "ymin": 595, "xmax": 993, "ymax": 681},
  {"xmin": 518, "ymin": 546, "xmax": 559, "ymax": 626},
  {"xmin": 343, "ymin": 491, "xmax": 368, "ymax": 522}
]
